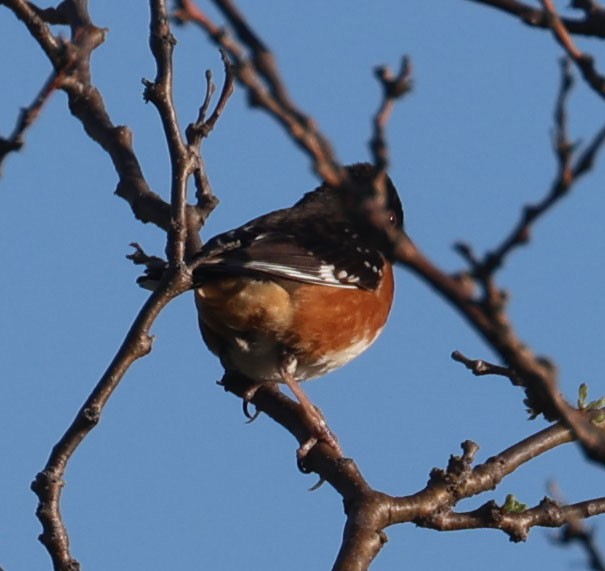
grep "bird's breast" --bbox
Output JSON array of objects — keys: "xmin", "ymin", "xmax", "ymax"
[{"xmin": 194, "ymin": 264, "xmax": 394, "ymax": 383}]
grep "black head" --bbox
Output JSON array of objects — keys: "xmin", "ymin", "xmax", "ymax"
[
  {"xmin": 343, "ymin": 162, "xmax": 404, "ymax": 228},
  {"xmin": 294, "ymin": 163, "xmax": 404, "ymax": 260}
]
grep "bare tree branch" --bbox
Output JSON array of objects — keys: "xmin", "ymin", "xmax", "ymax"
[
  {"xmin": 31, "ymin": 279, "xmax": 184, "ymax": 571},
  {"xmin": 173, "ymin": 0, "xmax": 413, "ymax": 263},
  {"xmin": 174, "ymin": 2, "xmax": 605, "ymax": 565},
  {"xmin": 550, "ymin": 482, "xmax": 605, "ymax": 571},
  {"xmin": 210, "ymin": 0, "xmax": 300, "ymax": 113},
  {"xmin": 540, "ymin": 0, "xmax": 605, "ymax": 99},
  {"xmin": 454, "ymin": 59, "xmax": 605, "ymax": 283},
  {"xmin": 173, "ymin": 0, "xmax": 344, "ymax": 186},
  {"xmin": 395, "ymin": 59, "xmax": 605, "ymax": 469},
  {"xmin": 467, "ymin": 0, "xmax": 605, "ymax": 98},
  {"xmin": 185, "ymin": 51, "xmax": 233, "ymax": 222},
  {"xmin": 467, "ymin": 0, "xmax": 605, "ymax": 38},
  {"xmin": 186, "ymin": 51, "xmax": 234, "ymax": 145},
  {"xmin": 371, "ymin": 56, "xmax": 413, "ymax": 172},
  {"xmin": 5, "ymin": 1, "xmax": 605, "ymax": 569},
  {"xmin": 0, "ymin": 68, "xmax": 60, "ymax": 175},
  {"xmin": 334, "ymin": 423, "xmax": 605, "ymax": 568},
  {"xmin": 2, "ymin": 0, "xmax": 174, "ymax": 230},
  {"xmin": 424, "ymin": 496, "xmax": 605, "ymax": 539},
  {"xmin": 222, "ymin": 371, "xmax": 605, "ymax": 569},
  {"xmin": 2, "ymin": 0, "xmax": 64, "ymax": 63},
  {"xmin": 145, "ymin": 0, "xmax": 189, "ymax": 262},
  {"xmin": 15, "ymin": 1, "xmax": 192, "ymax": 566},
  {"xmin": 0, "ymin": 1, "xmax": 230, "ymax": 567},
  {"xmin": 400, "ymin": 230, "xmax": 605, "ymax": 465},
  {"xmin": 451, "ymin": 350, "xmax": 523, "ymax": 385}
]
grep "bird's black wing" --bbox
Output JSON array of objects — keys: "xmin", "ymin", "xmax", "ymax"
[{"xmin": 194, "ymin": 221, "xmax": 385, "ymax": 290}]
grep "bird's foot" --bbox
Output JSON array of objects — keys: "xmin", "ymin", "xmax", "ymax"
[
  {"xmin": 296, "ymin": 406, "xmax": 343, "ymax": 460},
  {"xmin": 242, "ymin": 383, "xmax": 263, "ymax": 422}
]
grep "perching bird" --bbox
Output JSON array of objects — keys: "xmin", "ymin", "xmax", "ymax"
[{"xmin": 142, "ymin": 163, "xmax": 403, "ymax": 457}]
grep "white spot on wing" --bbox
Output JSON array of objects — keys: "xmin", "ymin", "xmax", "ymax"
[{"xmin": 319, "ymin": 264, "xmax": 335, "ymax": 280}]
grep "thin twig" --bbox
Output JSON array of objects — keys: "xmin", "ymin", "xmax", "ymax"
[
  {"xmin": 174, "ymin": 1, "xmax": 411, "ymax": 265},
  {"xmin": 451, "ymin": 350, "xmax": 523, "ymax": 385},
  {"xmin": 210, "ymin": 0, "xmax": 299, "ymax": 114},
  {"xmin": 186, "ymin": 51, "xmax": 235, "ymax": 146},
  {"xmin": 5, "ymin": 0, "xmax": 173, "ymax": 229},
  {"xmin": 145, "ymin": 0, "xmax": 190, "ymax": 263},
  {"xmin": 333, "ymin": 422, "xmax": 603, "ymax": 568},
  {"xmin": 185, "ymin": 51, "xmax": 234, "ymax": 236},
  {"xmin": 196, "ymin": 70, "xmax": 217, "ymax": 126},
  {"xmin": 467, "ymin": 0, "xmax": 605, "ymax": 98},
  {"xmin": 550, "ymin": 482, "xmax": 605, "ymax": 571},
  {"xmin": 8, "ymin": 1, "xmax": 605, "ymax": 569},
  {"xmin": 456, "ymin": 60, "xmax": 605, "ymax": 281},
  {"xmin": 173, "ymin": 0, "xmax": 344, "ymax": 186},
  {"xmin": 31, "ymin": 280, "xmax": 185, "ymax": 570},
  {"xmin": 0, "ymin": 69, "xmax": 61, "ymax": 176},
  {"xmin": 370, "ymin": 56, "xmax": 413, "ymax": 172},
  {"xmin": 404, "ymin": 424, "xmax": 605, "ymax": 540},
  {"xmin": 540, "ymin": 0, "xmax": 605, "ymax": 99},
  {"xmin": 2, "ymin": 0, "xmax": 63, "ymax": 64},
  {"xmin": 466, "ymin": 0, "xmax": 605, "ymax": 38},
  {"xmin": 422, "ymin": 496, "xmax": 605, "ymax": 540},
  {"xmin": 441, "ymin": 61, "xmax": 605, "ymax": 447},
  {"xmin": 2, "ymin": 1, "xmax": 214, "ymax": 567}
]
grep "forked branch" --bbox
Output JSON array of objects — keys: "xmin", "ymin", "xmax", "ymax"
[{"xmin": 2, "ymin": 1, "xmax": 231, "ymax": 568}]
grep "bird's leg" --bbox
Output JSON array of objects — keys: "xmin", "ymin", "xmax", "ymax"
[{"xmin": 279, "ymin": 353, "xmax": 344, "ymax": 459}]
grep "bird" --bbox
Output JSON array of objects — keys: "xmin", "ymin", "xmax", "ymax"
[{"xmin": 141, "ymin": 163, "xmax": 404, "ymax": 458}]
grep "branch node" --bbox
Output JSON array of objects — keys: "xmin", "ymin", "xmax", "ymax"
[
  {"xmin": 451, "ymin": 351, "xmax": 522, "ymax": 385},
  {"xmin": 82, "ymin": 404, "xmax": 101, "ymax": 425}
]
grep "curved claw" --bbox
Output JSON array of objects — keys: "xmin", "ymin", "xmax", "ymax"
[
  {"xmin": 308, "ymin": 475, "xmax": 326, "ymax": 491},
  {"xmin": 243, "ymin": 399, "xmax": 262, "ymax": 423},
  {"xmin": 241, "ymin": 383, "xmax": 262, "ymax": 421}
]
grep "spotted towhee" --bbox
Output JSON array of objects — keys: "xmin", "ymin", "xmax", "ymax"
[{"xmin": 142, "ymin": 163, "xmax": 403, "ymax": 457}]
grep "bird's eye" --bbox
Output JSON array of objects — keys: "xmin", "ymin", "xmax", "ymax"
[{"xmin": 387, "ymin": 211, "xmax": 397, "ymax": 226}]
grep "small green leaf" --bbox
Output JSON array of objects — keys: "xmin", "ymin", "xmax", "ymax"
[
  {"xmin": 591, "ymin": 413, "xmax": 605, "ymax": 426},
  {"xmin": 587, "ymin": 397, "xmax": 605, "ymax": 410},
  {"xmin": 503, "ymin": 494, "xmax": 528, "ymax": 513}
]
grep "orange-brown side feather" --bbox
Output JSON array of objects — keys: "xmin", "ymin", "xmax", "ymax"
[
  {"xmin": 194, "ymin": 277, "xmax": 293, "ymax": 355},
  {"xmin": 194, "ymin": 262, "xmax": 394, "ymax": 381},
  {"xmin": 282, "ymin": 262, "xmax": 394, "ymax": 363}
]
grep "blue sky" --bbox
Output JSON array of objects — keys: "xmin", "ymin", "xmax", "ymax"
[{"xmin": 2, "ymin": 2, "xmax": 605, "ymax": 570}]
